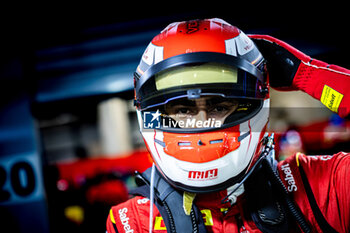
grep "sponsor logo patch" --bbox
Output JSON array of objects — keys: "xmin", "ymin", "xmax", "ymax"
[
  {"xmin": 320, "ymin": 85, "xmax": 344, "ymax": 113},
  {"xmin": 280, "ymin": 163, "xmax": 297, "ymax": 192},
  {"xmin": 188, "ymin": 168, "xmax": 218, "ymax": 181},
  {"xmin": 118, "ymin": 207, "xmax": 134, "ymax": 233}
]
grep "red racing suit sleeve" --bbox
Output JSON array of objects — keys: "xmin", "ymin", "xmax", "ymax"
[
  {"xmin": 106, "ymin": 197, "xmax": 143, "ymax": 233},
  {"xmin": 278, "ymin": 152, "xmax": 350, "ymax": 232},
  {"xmin": 249, "ymin": 34, "xmax": 350, "ymax": 118},
  {"xmin": 106, "ymin": 196, "xmax": 167, "ymax": 233},
  {"xmin": 292, "ymin": 52, "xmax": 350, "ymax": 118}
]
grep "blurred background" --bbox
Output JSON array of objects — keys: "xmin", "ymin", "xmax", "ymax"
[{"xmin": 0, "ymin": 3, "xmax": 349, "ymax": 233}]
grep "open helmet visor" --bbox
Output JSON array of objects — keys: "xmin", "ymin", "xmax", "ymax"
[{"xmin": 135, "ymin": 52, "xmax": 267, "ymax": 132}]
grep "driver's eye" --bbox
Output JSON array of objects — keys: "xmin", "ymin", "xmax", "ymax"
[
  {"xmin": 213, "ymin": 106, "xmax": 227, "ymax": 112},
  {"xmin": 175, "ymin": 107, "xmax": 197, "ymax": 117},
  {"xmin": 177, "ymin": 108, "xmax": 190, "ymax": 114}
]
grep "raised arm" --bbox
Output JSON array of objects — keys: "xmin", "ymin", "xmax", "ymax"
[{"xmin": 249, "ymin": 34, "xmax": 350, "ymax": 118}]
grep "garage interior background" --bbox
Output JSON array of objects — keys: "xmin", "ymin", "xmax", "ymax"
[{"xmin": 1, "ymin": 4, "xmax": 349, "ymax": 233}]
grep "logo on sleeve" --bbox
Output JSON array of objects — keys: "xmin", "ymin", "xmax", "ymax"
[
  {"xmin": 320, "ymin": 85, "xmax": 344, "ymax": 113},
  {"xmin": 118, "ymin": 208, "xmax": 134, "ymax": 233}
]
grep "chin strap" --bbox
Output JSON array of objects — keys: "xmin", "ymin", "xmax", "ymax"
[
  {"xmin": 221, "ymin": 133, "xmax": 275, "ymax": 204},
  {"xmin": 225, "ymin": 183, "xmax": 245, "ymax": 205}
]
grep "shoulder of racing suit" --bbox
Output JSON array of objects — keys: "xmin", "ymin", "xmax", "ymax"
[
  {"xmin": 106, "ymin": 152, "xmax": 350, "ymax": 233},
  {"xmin": 277, "ymin": 151, "xmax": 350, "ymax": 233},
  {"xmin": 107, "ymin": 165, "xmax": 207, "ymax": 233},
  {"xmin": 107, "ymin": 195, "xmax": 162, "ymax": 233}
]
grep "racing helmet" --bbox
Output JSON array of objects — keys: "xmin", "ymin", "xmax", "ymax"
[{"xmin": 134, "ymin": 18, "xmax": 269, "ymax": 193}]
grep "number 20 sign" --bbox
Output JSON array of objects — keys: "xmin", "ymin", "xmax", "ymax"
[{"xmin": 0, "ymin": 153, "xmax": 45, "ymax": 205}]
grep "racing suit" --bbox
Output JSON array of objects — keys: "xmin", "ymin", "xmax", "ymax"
[
  {"xmin": 106, "ymin": 35, "xmax": 350, "ymax": 232},
  {"xmin": 106, "ymin": 152, "xmax": 350, "ymax": 233}
]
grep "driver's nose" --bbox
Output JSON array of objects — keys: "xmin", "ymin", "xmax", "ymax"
[{"xmin": 192, "ymin": 110, "xmax": 208, "ymax": 127}]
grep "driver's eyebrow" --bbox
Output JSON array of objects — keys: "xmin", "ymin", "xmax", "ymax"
[
  {"xmin": 206, "ymin": 98, "xmax": 237, "ymax": 106},
  {"xmin": 167, "ymin": 97, "xmax": 236, "ymax": 108},
  {"xmin": 167, "ymin": 99, "xmax": 196, "ymax": 107}
]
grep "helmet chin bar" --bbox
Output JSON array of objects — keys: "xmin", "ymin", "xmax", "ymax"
[
  {"xmin": 158, "ymin": 163, "xmax": 250, "ymax": 193},
  {"xmin": 154, "ymin": 133, "xmax": 275, "ymax": 195}
]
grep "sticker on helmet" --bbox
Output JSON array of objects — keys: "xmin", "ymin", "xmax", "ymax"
[{"xmin": 188, "ymin": 168, "xmax": 218, "ymax": 181}]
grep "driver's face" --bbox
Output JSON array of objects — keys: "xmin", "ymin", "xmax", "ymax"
[{"xmin": 164, "ymin": 97, "xmax": 238, "ymax": 128}]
